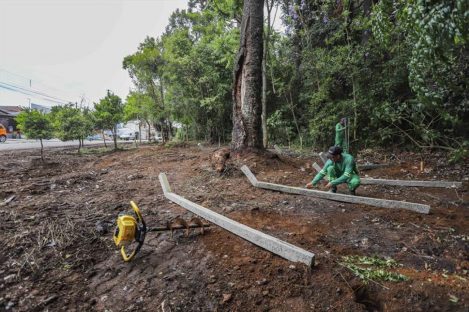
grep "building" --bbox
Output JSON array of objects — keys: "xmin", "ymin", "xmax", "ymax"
[
  {"xmin": 31, "ymin": 103, "xmax": 51, "ymax": 113},
  {"xmin": 0, "ymin": 106, "xmax": 21, "ymax": 136}
]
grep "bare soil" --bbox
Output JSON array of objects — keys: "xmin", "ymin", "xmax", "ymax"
[{"xmin": 0, "ymin": 144, "xmax": 468, "ymax": 311}]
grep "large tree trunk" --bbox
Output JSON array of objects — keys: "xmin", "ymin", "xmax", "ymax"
[{"xmin": 232, "ymin": 0, "xmax": 264, "ymax": 151}]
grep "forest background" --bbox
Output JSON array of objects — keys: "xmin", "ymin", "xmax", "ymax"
[{"xmin": 17, "ymin": 0, "xmax": 469, "ymax": 160}]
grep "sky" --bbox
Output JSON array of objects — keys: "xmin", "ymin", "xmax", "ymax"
[{"xmin": 0, "ymin": 0, "xmax": 188, "ymax": 108}]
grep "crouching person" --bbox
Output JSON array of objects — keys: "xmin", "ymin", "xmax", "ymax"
[{"xmin": 306, "ymin": 146, "xmax": 360, "ymax": 195}]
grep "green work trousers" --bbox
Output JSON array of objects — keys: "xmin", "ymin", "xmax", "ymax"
[{"xmin": 326, "ymin": 166, "xmax": 360, "ymax": 191}]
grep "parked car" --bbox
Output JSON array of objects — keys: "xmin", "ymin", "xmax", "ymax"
[
  {"xmin": 118, "ymin": 128, "xmax": 137, "ymax": 140},
  {"xmin": 0, "ymin": 124, "xmax": 7, "ymax": 143},
  {"xmin": 86, "ymin": 134, "xmax": 103, "ymax": 141}
]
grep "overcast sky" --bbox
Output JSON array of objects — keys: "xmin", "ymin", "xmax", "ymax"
[{"xmin": 0, "ymin": 0, "xmax": 188, "ymax": 108}]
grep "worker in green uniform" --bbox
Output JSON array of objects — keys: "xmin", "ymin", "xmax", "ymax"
[
  {"xmin": 306, "ymin": 146, "xmax": 360, "ymax": 195},
  {"xmin": 335, "ymin": 117, "xmax": 347, "ymax": 152}
]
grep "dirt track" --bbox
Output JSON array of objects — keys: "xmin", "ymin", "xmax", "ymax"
[{"xmin": 1, "ymin": 144, "xmax": 468, "ymax": 311}]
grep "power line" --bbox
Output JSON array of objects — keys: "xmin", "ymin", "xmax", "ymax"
[
  {"xmin": 0, "ymin": 83, "xmax": 70, "ymax": 105},
  {"xmin": 0, "ymin": 68, "xmax": 79, "ymax": 105},
  {"xmin": 0, "ymin": 81, "xmax": 72, "ymax": 103},
  {"xmin": 0, "ymin": 82, "xmax": 69, "ymax": 104}
]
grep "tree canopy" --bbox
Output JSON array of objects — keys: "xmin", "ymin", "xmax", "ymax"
[{"xmin": 118, "ymin": 0, "xmax": 467, "ymax": 158}]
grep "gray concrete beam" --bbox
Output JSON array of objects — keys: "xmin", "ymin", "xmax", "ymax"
[
  {"xmin": 358, "ymin": 163, "xmax": 392, "ymax": 171},
  {"xmin": 312, "ymin": 162, "xmax": 322, "ymax": 172},
  {"xmin": 312, "ymin": 162, "xmax": 462, "ymax": 188},
  {"xmin": 241, "ymin": 165, "xmax": 430, "ymax": 214},
  {"xmin": 319, "ymin": 152, "xmax": 328, "ymax": 164},
  {"xmin": 360, "ymin": 177, "xmax": 461, "ymax": 188},
  {"xmin": 159, "ymin": 173, "xmax": 315, "ymax": 267}
]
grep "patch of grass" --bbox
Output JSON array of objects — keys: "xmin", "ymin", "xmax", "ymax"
[
  {"xmin": 164, "ymin": 140, "xmax": 187, "ymax": 148},
  {"xmin": 340, "ymin": 255, "xmax": 409, "ymax": 284},
  {"xmin": 79, "ymin": 147, "xmax": 112, "ymax": 155}
]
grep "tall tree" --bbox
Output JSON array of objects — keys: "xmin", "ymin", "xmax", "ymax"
[
  {"xmin": 94, "ymin": 90, "xmax": 124, "ymax": 151},
  {"xmin": 232, "ymin": 0, "xmax": 264, "ymax": 150},
  {"xmin": 124, "ymin": 92, "xmax": 156, "ymax": 142},
  {"xmin": 123, "ymin": 37, "xmax": 171, "ymax": 142}
]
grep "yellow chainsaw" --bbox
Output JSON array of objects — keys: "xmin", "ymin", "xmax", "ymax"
[{"xmin": 113, "ymin": 201, "xmax": 210, "ymax": 261}]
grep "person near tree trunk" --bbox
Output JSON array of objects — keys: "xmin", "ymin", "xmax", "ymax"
[
  {"xmin": 306, "ymin": 146, "xmax": 360, "ymax": 195},
  {"xmin": 335, "ymin": 117, "xmax": 348, "ymax": 152}
]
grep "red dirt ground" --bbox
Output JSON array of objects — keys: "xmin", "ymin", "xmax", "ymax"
[{"xmin": 0, "ymin": 143, "xmax": 468, "ymax": 311}]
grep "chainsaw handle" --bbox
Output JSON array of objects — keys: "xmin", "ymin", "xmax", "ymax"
[
  {"xmin": 130, "ymin": 201, "xmax": 146, "ymax": 228},
  {"xmin": 120, "ymin": 241, "xmax": 144, "ymax": 262},
  {"xmin": 120, "ymin": 245, "xmax": 137, "ymax": 262}
]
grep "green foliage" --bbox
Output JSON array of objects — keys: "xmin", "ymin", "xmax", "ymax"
[
  {"xmin": 162, "ymin": 3, "xmax": 239, "ymax": 142},
  {"xmin": 401, "ymin": 0, "xmax": 468, "ymax": 109},
  {"xmin": 449, "ymin": 141, "xmax": 469, "ymax": 164},
  {"xmin": 270, "ymin": 0, "xmax": 469, "ymax": 151},
  {"xmin": 119, "ymin": 0, "xmax": 467, "ymax": 151},
  {"xmin": 15, "ymin": 109, "xmax": 54, "ymax": 160},
  {"xmin": 340, "ymin": 255, "xmax": 409, "ymax": 284},
  {"xmin": 15, "ymin": 109, "xmax": 53, "ymax": 140},
  {"xmin": 50, "ymin": 105, "xmax": 94, "ymax": 143},
  {"xmin": 94, "ymin": 90, "xmax": 124, "ymax": 132},
  {"xmin": 368, "ymin": 0, "xmax": 469, "ymax": 148},
  {"xmin": 122, "ymin": 1, "xmax": 239, "ymax": 143},
  {"xmin": 94, "ymin": 90, "xmax": 123, "ymax": 150}
]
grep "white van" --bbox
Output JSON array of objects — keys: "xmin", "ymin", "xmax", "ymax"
[{"xmin": 118, "ymin": 128, "xmax": 137, "ymax": 140}]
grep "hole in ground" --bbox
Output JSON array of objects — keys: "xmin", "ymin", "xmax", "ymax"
[{"xmin": 353, "ymin": 285, "xmax": 382, "ymax": 312}]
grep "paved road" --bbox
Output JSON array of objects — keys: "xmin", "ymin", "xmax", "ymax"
[{"xmin": 0, "ymin": 139, "xmax": 133, "ymax": 151}]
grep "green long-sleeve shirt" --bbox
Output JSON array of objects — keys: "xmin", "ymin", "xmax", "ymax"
[
  {"xmin": 312, "ymin": 153, "xmax": 358, "ymax": 186},
  {"xmin": 335, "ymin": 122, "xmax": 345, "ymax": 146}
]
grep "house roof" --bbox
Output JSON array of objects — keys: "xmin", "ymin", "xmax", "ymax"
[
  {"xmin": 0, "ymin": 108, "xmax": 12, "ymax": 116},
  {"xmin": 0, "ymin": 106, "xmax": 22, "ymax": 116}
]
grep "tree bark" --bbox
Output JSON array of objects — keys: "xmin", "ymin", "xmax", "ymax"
[
  {"xmin": 232, "ymin": 0, "xmax": 264, "ymax": 151},
  {"xmin": 102, "ymin": 129, "xmax": 107, "ymax": 148},
  {"xmin": 139, "ymin": 121, "xmax": 142, "ymax": 143},
  {"xmin": 146, "ymin": 120, "xmax": 151, "ymax": 142},
  {"xmin": 262, "ymin": 0, "xmax": 274, "ymax": 149},
  {"xmin": 40, "ymin": 138, "xmax": 44, "ymax": 162},
  {"xmin": 113, "ymin": 125, "xmax": 118, "ymax": 150}
]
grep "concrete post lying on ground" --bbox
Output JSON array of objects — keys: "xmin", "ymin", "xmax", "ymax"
[
  {"xmin": 319, "ymin": 152, "xmax": 328, "ymax": 164},
  {"xmin": 312, "ymin": 162, "xmax": 322, "ymax": 172},
  {"xmin": 312, "ymin": 163, "xmax": 462, "ymax": 188},
  {"xmin": 358, "ymin": 163, "xmax": 392, "ymax": 171},
  {"xmin": 159, "ymin": 173, "xmax": 315, "ymax": 267},
  {"xmin": 241, "ymin": 165, "xmax": 430, "ymax": 214}
]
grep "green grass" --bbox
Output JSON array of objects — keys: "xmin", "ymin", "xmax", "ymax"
[{"xmin": 79, "ymin": 147, "xmax": 112, "ymax": 155}]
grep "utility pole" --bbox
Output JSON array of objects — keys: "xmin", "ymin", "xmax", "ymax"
[{"xmin": 29, "ymin": 79, "xmax": 32, "ymax": 109}]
